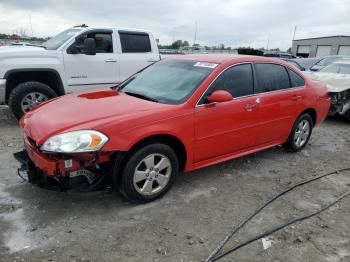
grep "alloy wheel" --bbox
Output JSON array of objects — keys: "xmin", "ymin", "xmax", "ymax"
[
  {"xmin": 133, "ymin": 153, "xmax": 172, "ymax": 196},
  {"xmin": 294, "ymin": 120, "xmax": 310, "ymax": 147},
  {"xmin": 21, "ymin": 92, "xmax": 48, "ymax": 113}
]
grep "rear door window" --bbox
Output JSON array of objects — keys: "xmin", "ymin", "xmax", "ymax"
[
  {"xmin": 255, "ymin": 63, "xmax": 290, "ymax": 93},
  {"xmin": 200, "ymin": 63, "xmax": 254, "ymax": 103},
  {"xmin": 119, "ymin": 31, "xmax": 152, "ymax": 53}
]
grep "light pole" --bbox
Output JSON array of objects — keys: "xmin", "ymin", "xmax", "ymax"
[
  {"xmin": 193, "ymin": 21, "xmax": 198, "ymax": 46},
  {"xmin": 292, "ymin": 25, "xmax": 297, "ymax": 41}
]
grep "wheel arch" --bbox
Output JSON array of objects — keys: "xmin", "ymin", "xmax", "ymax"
[
  {"xmin": 4, "ymin": 69, "xmax": 65, "ymax": 103},
  {"xmin": 299, "ymin": 108, "xmax": 317, "ymax": 126},
  {"xmin": 125, "ymin": 134, "xmax": 188, "ymax": 172}
]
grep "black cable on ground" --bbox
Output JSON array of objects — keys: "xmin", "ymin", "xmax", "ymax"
[
  {"xmin": 205, "ymin": 167, "xmax": 350, "ymax": 262},
  {"xmin": 210, "ymin": 191, "xmax": 350, "ymax": 261}
]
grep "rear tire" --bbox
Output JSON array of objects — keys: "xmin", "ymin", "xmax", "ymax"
[
  {"xmin": 8, "ymin": 81, "xmax": 57, "ymax": 119},
  {"xmin": 284, "ymin": 114, "xmax": 313, "ymax": 152},
  {"xmin": 117, "ymin": 143, "xmax": 178, "ymax": 203}
]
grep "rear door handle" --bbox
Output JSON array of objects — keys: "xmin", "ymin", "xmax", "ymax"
[
  {"xmin": 147, "ymin": 59, "xmax": 157, "ymax": 63},
  {"xmin": 292, "ymin": 95, "xmax": 302, "ymax": 101},
  {"xmin": 105, "ymin": 58, "xmax": 117, "ymax": 63},
  {"xmin": 245, "ymin": 104, "xmax": 256, "ymax": 112}
]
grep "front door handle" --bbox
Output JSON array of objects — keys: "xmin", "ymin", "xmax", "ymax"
[
  {"xmin": 147, "ymin": 59, "xmax": 157, "ymax": 63},
  {"xmin": 105, "ymin": 58, "xmax": 117, "ymax": 63}
]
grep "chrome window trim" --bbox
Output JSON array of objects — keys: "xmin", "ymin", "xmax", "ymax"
[{"xmin": 195, "ymin": 61, "xmax": 306, "ymax": 108}]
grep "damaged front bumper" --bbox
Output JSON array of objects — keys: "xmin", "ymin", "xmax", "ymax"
[
  {"xmin": 13, "ymin": 135, "xmax": 115, "ymax": 191},
  {"xmin": 13, "ymin": 149, "xmax": 112, "ymax": 191},
  {"xmin": 14, "ymin": 150, "xmax": 38, "ymax": 183}
]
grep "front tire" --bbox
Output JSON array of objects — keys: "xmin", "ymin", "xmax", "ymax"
[
  {"xmin": 118, "ymin": 143, "xmax": 178, "ymax": 203},
  {"xmin": 8, "ymin": 81, "xmax": 57, "ymax": 119},
  {"xmin": 284, "ymin": 114, "xmax": 313, "ymax": 152}
]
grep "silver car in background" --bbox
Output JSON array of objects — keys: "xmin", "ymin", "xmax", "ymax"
[{"xmin": 307, "ymin": 60, "xmax": 350, "ymax": 121}]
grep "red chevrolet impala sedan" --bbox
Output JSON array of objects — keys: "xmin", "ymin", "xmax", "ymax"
[{"xmin": 15, "ymin": 55, "xmax": 330, "ymax": 202}]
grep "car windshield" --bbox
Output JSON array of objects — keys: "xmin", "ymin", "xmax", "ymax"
[
  {"xmin": 320, "ymin": 63, "xmax": 350, "ymax": 74},
  {"xmin": 118, "ymin": 60, "xmax": 216, "ymax": 104},
  {"xmin": 42, "ymin": 29, "xmax": 82, "ymax": 50}
]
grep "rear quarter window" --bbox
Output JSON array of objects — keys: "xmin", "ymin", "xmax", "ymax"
[
  {"xmin": 288, "ymin": 68, "xmax": 305, "ymax": 87},
  {"xmin": 255, "ymin": 63, "xmax": 290, "ymax": 93}
]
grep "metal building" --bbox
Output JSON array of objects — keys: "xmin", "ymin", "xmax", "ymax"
[{"xmin": 291, "ymin": 35, "xmax": 350, "ymax": 58}]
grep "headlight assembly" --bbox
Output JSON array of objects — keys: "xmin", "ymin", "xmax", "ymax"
[{"xmin": 40, "ymin": 130, "xmax": 108, "ymax": 153}]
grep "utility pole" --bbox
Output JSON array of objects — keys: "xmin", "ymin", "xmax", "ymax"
[
  {"xmin": 292, "ymin": 25, "xmax": 297, "ymax": 41},
  {"xmin": 266, "ymin": 33, "xmax": 270, "ymax": 50},
  {"xmin": 29, "ymin": 15, "xmax": 33, "ymax": 38},
  {"xmin": 193, "ymin": 21, "xmax": 197, "ymax": 46}
]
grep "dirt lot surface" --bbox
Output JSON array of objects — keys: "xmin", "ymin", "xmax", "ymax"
[{"xmin": 0, "ymin": 105, "xmax": 349, "ymax": 262}]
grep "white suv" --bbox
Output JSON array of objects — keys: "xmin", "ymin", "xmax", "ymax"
[{"xmin": 0, "ymin": 25, "xmax": 160, "ymax": 119}]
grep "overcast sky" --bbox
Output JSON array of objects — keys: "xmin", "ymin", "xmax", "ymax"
[{"xmin": 0, "ymin": 0, "xmax": 349, "ymax": 50}]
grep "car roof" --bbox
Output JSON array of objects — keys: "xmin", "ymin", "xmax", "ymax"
[{"xmin": 165, "ymin": 54, "xmax": 288, "ymax": 65}]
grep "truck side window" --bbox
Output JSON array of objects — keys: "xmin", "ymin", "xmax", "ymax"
[
  {"xmin": 87, "ymin": 33, "xmax": 113, "ymax": 53},
  {"xmin": 119, "ymin": 31, "xmax": 152, "ymax": 53},
  {"xmin": 73, "ymin": 32, "xmax": 113, "ymax": 54}
]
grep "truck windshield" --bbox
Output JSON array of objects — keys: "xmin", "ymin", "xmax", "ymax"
[
  {"xmin": 118, "ymin": 60, "xmax": 216, "ymax": 104},
  {"xmin": 42, "ymin": 29, "xmax": 82, "ymax": 50}
]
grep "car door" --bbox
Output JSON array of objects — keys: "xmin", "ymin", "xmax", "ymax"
[
  {"xmin": 117, "ymin": 31, "xmax": 160, "ymax": 82},
  {"xmin": 63, "ymin": 30, "xmax": 119, "ymax": 93},
  {"xmin": 194, "ymin": 63, "xmax": 259, "ymax": 163},
  {"xmin": 254, "ymin": 63, "xmax": 305, "ymax": 145}
]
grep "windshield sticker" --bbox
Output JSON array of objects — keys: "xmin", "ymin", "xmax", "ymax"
[{"xmin": 194, "ymin": 62, "xmax": 218, "ymax": 69}]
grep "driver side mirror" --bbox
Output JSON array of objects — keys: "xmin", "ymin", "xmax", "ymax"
[
  {"xmin": 206, "ymin": 90, "xmax": 233, "ymax": 104},
  {"xmin": 83, "ymin": 38, "xmax": 96, "ymax": 55}
]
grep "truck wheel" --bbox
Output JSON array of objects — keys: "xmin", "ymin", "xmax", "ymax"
[
  {"xmin": 118, "ymin": 143, "xmax": 178, "ymax": 203},
  {"xmin": 284, "ymin": 114, "xmax": 313, "ymax": 152},
  {"xmin": 8, "ymin": 81, "xmax": 57, "ymax": 119}
]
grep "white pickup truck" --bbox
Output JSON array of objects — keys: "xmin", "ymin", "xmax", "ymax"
[{"xmin": 0, "ymin": 25, "xmax": 160, "ymax": 119}]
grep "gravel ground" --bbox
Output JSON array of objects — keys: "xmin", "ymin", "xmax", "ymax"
[{"xmin": 0, "ymin": 105, "xmax": 349, "ymax": 262}]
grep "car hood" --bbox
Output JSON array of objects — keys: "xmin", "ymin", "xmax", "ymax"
[
  {"xmin": 0, "ymin": 46, "xmax": 60, "ymax": 78},
  {"xmin": 0, "ymin": 45, "xmax": 48, "ymax": 54},
  {"xmin": 306, "ymin": 72, "xmax": 350, "ymax": 92},
  {"xmin": 21, "ymin": 89, "xmax": 171, "ymax": 144}
]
